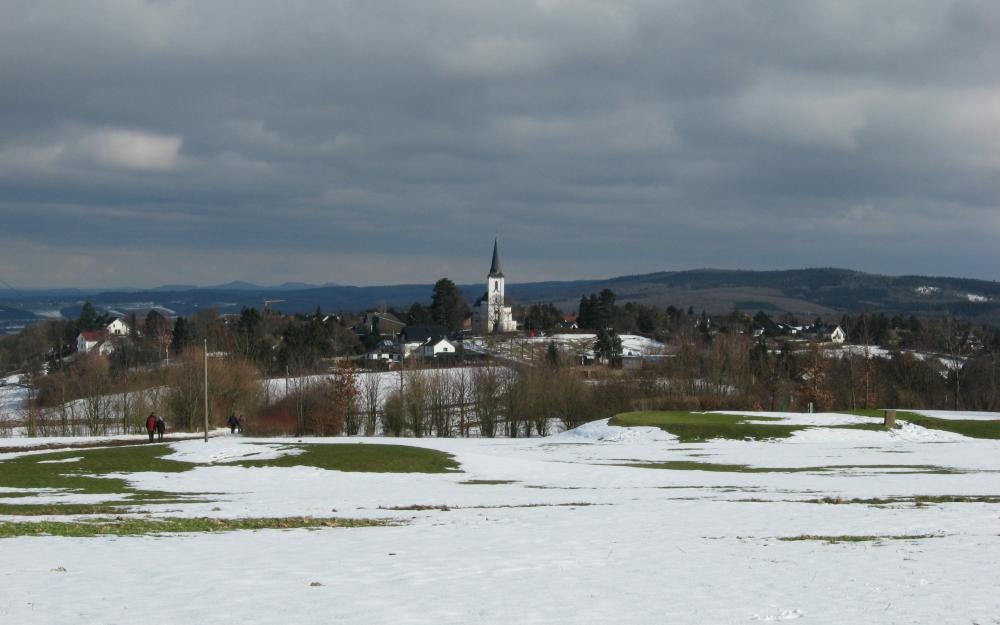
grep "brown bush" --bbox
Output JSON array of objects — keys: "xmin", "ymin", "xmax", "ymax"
[
  {"xmin": 250, "ymin": 367, "xmax": 358, "ymax": 436},
  {"xmin": 164, "ymin": 350, "xmax": 263, "ymax": 431},
  {"xmin": 245, "ymin": 396, "xmax": 298, "ymax": 436}
]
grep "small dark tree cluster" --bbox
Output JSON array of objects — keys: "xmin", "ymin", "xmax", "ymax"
[{"xmin": 522, "ymin": 303, "xmax": 563, "ymax": 333}]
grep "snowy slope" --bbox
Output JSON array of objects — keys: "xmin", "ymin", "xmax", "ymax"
[{"xmin": 1, "ymin": 412, "xmax": 999, "ymax": 624}]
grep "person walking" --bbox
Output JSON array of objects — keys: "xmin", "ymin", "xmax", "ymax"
[
  {"xmin": 145, "ymin": 413, "xmax": 157, "ymax": 443},
  {"xmin": 155, "ymin": 415, "xmax": 166, "ymax": 441},
  {"xmin": 227, "ymin": 413, "xmax": 239, "ymax": 434}
]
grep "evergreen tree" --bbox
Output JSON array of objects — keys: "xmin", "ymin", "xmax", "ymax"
[
  {"xmin": 430, "ymin": 278, "xmax": 469, "ymax": 331},
  {"xmin": 577, "ymin": 295, "xmax": 594, "ymax": 329},
  {"xmin": 407, "ymin": 302, "xmax": 434, "ymax": 325},
  {"xmin": 635, "ymin": 305, "xmax": 663, "ymax": 335},
  {"xmin": 78, "ymin": 301, "xmax": 101, "ymax": 332},
  {"xmin": 279, "ymin": 315, "xmax": 331, "ymax": 371},
  {"xmin": 578, "ymin": 291, "xmax": 619, "ymax": 330},
  {"xmin": 752, "ymin": 311, "xmax": 776, "ymax": 336},
  {"xmin": 594, "ymin": 327, "xmax": 623, "ymax": 366},
  {"xmin": 697, "ymin": 311, "xmax": 711, "ymax": 339},
  {"xmin": 546, "ymin": 341, "xmax": 560, "ymax": 368},
  {"xmin": 144, "ymin": 310, "xmax": 166, "ymax": 339},
  {"xmin": 597, "ymin": 289, "xmax": 616, "ymax": 328},
  {"xmin": 171, "ymin": 317, "xmax": 194, "ymax": 353},
  {"xmin": 524, "ymin": 303, "xmax": 563, "ymax": 333},
  {"xmin": 235, "ymin": 307, "xmax": 262, "ymax": 360}
]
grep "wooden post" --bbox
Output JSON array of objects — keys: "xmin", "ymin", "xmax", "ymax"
[{"xmin": 882, "ymin": 409, "xmax": 896, "ymax": 428}]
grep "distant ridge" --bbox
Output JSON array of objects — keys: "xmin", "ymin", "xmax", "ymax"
[
  {"xmin": 151, "ymin": 280, "xmax": 342, "ymax": 292},
  {"xmin": 3, "ymin": 268, "xmax": 999, "ymax": 325}
]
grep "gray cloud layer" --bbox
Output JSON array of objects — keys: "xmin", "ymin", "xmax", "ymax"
[{"xmin": 1, "ymin": 1, "xmax": 998, "ymax": 288}]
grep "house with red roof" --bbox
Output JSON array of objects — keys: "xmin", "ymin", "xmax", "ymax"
[{"xmin": 76, "ymin": 331, "xmax": 114, "ymax": 356}]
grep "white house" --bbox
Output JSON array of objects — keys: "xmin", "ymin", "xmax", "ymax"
[
  {"xmin": 471, "ymin": 238, "xmax": 517, "ymax": 334},
  {"xmin": 77, "ymin": 331, "xmax": 102, "ymax": 353},
  {"xmin": 420, "ymin": 337, "xmax": 456, "ymax": 358},
  {"xmin": 76, "ymin": 331, "xmax": 115, "ymax": 356},
  {"xmin": 399, "ymin": 325, "xmax": 454, "ymax": 359},
  {"xmin": 830, "ymin": 325, "xmax": 846, "ymax": 344},
  {"xmin": 105, "ymin": 318, "xmax": 132, "ymax": 337}
]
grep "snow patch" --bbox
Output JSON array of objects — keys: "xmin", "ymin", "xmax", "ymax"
[
  {"xmin": 163, "ymin": 439, "xmax": 304, "ymax": 464},
  {"xmin": 911, "ymin": 410, "xmax": 1000, "ymax": 422},
  {"xmin": 914, "ymin": 286, "xmax": 939, "ymax": 295},
  {"xmin": 547, "ymin": 418, "xmax": 675, "ymax": 443},
  {"xmin": 965, "ymin": 293, "xmax": 989, "ymax": 302},
  {"xmin": 715, "ymin": 411, "xmax": 877, "ymax": 427},
  {"xmin": 36, "ymin": 456, "xmax": 83, "ymax": 464},
  {"xmin": 752, "ymin": 608, "xmax": 804, "ymax": 621}
]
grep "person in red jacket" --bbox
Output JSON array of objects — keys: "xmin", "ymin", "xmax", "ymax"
[{"xmin": 145, "ymin": 413, "xmax": 157, "ymax": 443}]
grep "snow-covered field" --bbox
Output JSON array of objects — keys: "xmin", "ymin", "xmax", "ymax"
[
  {"xmin": 828, "ymin": 345, "xmax": 966, "ymax": 371},
  {"xmin": 464, "ymin": 333, "xmax": 667, "ymax": 362},
  {"xmin": 264, "ymin": 366, "xmax": 496, "ymax": 405},
  {"xmin": 0, "ymin": 374, "xmax": 27, "ymax": 412},
  {"xmin": 1, "ymin": 411, "xmax": 999, "ymax": 624}
]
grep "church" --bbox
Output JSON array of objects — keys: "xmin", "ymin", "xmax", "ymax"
[{"xmin": 472, "ymin": 239, "xmax": 518, "ymax": 334}]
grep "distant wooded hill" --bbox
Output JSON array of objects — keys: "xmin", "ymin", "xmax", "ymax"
[{"xmin": 4, "ymin": 268, "xmax": 1000, "ymax": 325}]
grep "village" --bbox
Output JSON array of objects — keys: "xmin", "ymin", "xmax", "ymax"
[
  {"xmin": 0, "ymin": 237, "xmax": 993, "ymax": 449},
  {"xmin": 50, "ymin": 241, "xmax": 878, "ymax": 377},
  {"xmin": 2, "ymin": 1, "xmax": 1000, "ymax": 620}
]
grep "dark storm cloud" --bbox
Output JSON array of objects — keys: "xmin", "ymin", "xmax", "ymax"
[{"xmin": 1, "ymin": 0, "xmax": 997, "ymax": 288}]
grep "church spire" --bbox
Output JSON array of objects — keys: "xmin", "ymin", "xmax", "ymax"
[{"xmin": 489, "ymin": 237, "xmax": 504, "ymax": 278}]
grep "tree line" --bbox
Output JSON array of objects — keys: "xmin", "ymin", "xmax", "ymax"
[{"xmin": 3, "ymin": 283, "xmax": 1000, "ymax": 439}]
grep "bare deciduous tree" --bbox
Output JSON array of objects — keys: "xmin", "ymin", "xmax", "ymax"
[{"xmin": 358, "ymin": 371, "xmax": 383, "ymax": 436}]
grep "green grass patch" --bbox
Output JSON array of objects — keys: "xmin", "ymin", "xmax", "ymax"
[
  {"xmin": 380, "ymin": 502, "xmax": 599, "ymax": 511},
  {"xmin": 0, "ymin": 444, "xmax": 196, "ymax": 497},
  {"xmin": 0, "ymin": 503, "xmax": 142, "ymax": 516},
  {"xmin": 0, "ymin": 443, "xmax": 457, "ymax": 524},
  {"xmin": 125, "ymin": 491, "xmax": 218, "ymax": 504},
  {"xmin": 614, "ymin": 408, "xmax": 1000, "ymax": 440},
  {"xmin": 230, "ymin": 443, "xmax": 460, "ymax": 473},
  {"xmin": 0, "ymin": 516, "xmax": 388, "ymax": 538},
  {"xmin": 807, "ymin": 495, "xmax": 1000, "ymax": 505},
  {"xmin": 0, "ymin": 443, "xmax": 457, "ymax": 521},
  {"xmin": 0, "ymin": 442, "xmax": 455, "ymax": 501},
  {"xmin": 610, "ymin": 411, "xmax": 803, "ymax": 442},
  {"xmin": 622, "ymin": 460, "xmax": 957, "ymax": 474},
  {"xmin": 0, "ymin": 493, "xmax": 215, "ymax": 515},
  {"xmin": 908, "ymin": 494, "xmax": 1000, "ymax": 504},
  {"xmin": 460, "ymin": 479, "xmax": 518, "ymax": 485},
  {"xmin": 830, "ymin": 423, "xmax": 897, "ymax": 432},
  {"xmin": 625, "ymin": 460, "xmax": 778, "ymax": 472},
  {"xmin": 778, "ymin": 534, "xmax": 940, "ymax": 544},
  {"xmin": 845, "ymin": 409, "xmax": 1000, "ymax": 440},
  {"xmin": 381, "ymin": 504, "xmax": 453, "ymax": 511}
]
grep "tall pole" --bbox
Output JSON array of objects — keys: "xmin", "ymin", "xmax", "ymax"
[
  {"xmin": 203, "ymin": 338, "xmax": 209, "ymax": 442},
  {"xmin": 397, "ymin": 347, "xmax": 404, "ymax": 438}
]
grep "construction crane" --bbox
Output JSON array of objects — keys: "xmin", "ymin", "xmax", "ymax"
[{"xmin": 263, "ymin": 298, "xmax": 285, "ymax": 313}]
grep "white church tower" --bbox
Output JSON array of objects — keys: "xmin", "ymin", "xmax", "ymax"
[{"xmin": 474, "ymin": 238, "xmax": 517, "ymax": 334}]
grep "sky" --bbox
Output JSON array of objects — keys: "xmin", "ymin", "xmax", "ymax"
[{"xmin": 1, "ymin": 1, "xmax": 998, "ymax": 289}]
